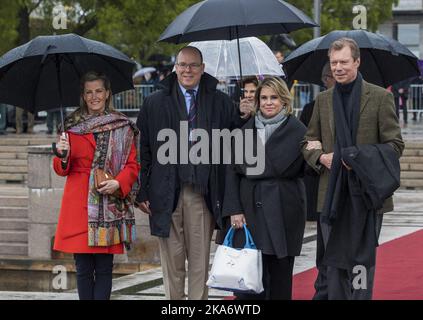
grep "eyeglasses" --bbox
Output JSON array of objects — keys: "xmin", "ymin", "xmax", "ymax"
[{"xmin": 176, "ymin": 62, "xmax": 202, "ymax": 70}]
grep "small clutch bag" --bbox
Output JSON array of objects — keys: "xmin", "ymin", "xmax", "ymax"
[{"xmin": 94, "ymin": 168, "xmax": 123, "ymax": 198}]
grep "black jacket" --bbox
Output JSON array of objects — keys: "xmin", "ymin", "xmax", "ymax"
[
  {"xmin": 220, "ymin": 115, "xmax": 307, "ymax": 258},
  {"xmin": 391, "ymin": 78, "xmax": 412, "ymax": 99},
  {"xmin": 136, "ymin": 72, "xmax": 243, "ymax": 237}
]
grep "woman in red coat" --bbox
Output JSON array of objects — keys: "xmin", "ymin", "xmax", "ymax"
[{"xmin": 53, "ymin": 71, "xmax": 140, "ymax": 300}]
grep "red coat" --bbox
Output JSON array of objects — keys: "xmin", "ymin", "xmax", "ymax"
[{"xmin": 53, "ymin": 132, "xmax": 140, "ymax": 254}]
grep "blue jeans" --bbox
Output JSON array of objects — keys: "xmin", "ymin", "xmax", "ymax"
[{"xmin": 73, "ymin": 253, "xmax": 114, "ymax": 300}]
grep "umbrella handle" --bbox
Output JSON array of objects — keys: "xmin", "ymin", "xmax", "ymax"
[{"xmin": 52, "ymin": 142, "xmax": 68, "ymax": 159}]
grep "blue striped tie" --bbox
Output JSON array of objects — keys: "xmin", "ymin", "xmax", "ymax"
[{"xmin": 187, "ymin": 89, "xmax": 197, "ymax": 140}]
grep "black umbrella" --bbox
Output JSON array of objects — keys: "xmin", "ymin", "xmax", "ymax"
[
  {"xmin": 0, "ymin": 33, "xmax": 135, "ymax": 157},
  {"xmin": 283, "ymin": 29, "xmax": 421, "ymax": 88},
  {"xmin": 158, "ymin": 0, "xmax": 317, "ymax": 91}
]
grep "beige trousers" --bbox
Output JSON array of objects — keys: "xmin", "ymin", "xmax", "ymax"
[{"xmin": 158, "ymin": 184, "xmax": 215, "ymax": 300}]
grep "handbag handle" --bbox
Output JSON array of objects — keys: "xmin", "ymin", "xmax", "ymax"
[{"xmin": 223, "ymin": 225, "xmax": 257, "ymax": 249}]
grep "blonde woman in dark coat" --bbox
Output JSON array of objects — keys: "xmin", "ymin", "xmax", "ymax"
[{"xmin": 222, "ymin": 77, "xmax": 307, "ymax": 300}]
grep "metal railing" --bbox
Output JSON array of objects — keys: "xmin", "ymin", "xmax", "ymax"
[
  {"xmin": 408, "ymin": 84, "xmax": 423, "ymax": 118},
  {"xmin": 111, "ymin": 83, "xmax": 314, "ymax": 116},
  {"xmin": 31, "ymin": 84, "xmax": 423, "ymax": 120}
]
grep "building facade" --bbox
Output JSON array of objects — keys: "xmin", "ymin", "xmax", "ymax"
[{"xmin": 379, "ymin": 0, "xmax": 423, "ymax": 59}]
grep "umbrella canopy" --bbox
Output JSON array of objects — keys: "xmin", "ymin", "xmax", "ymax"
[
  {"xmin": 159, "ymin": 0, "xmax": 316, "ymax": 97},
  {"xmin": 133, "ymin": 67, "xmax": 157, "ymax": 79},
  {"xmin": 0, "ymin": 33, "xmax": 135, "ymax": 113},
  {"xmin": 189, "ymin": 37, "xmax": 284, "ymax": 78},
  {"xmin": 283, "ymin": 29, "xmax": 421, "ymax": 87},
  {"xmin": 159, "ymin": 0, "xmax": 317, "ymax": 43}
]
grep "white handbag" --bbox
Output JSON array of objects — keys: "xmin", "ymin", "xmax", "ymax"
[{"xmin": 207, "ymin": 225, "xmax": 264, "ymax": 293}]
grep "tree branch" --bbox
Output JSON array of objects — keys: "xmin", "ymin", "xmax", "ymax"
[
  {"xmin": 71, "ymin": 15, "xmax": 98, "ymax": 36},
  {"xmin": 28, "ymin": 0, "xmax": 43, "ymax": 14}
]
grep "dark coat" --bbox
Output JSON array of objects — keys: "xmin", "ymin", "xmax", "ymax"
[
  {"xmin": 323, "ymin": 144, "xmax": 400, "ymax": 270},
  {"xmin": 391, "ymin": 78, "xmax": 413, "ymax": 99},
  {"xmin": 136, "ymin": 72, "xmax": 242, "ymax": 237},
  {"xmin": 300, "ymin": 100, "xmax": 319, "ymax": 221},
  {"xmin": 342, "ymin": 144, "xmax": 401, "ymax": 212},
  {"xmin": 299, "ymin": 100, "xmax": 315, "ymax": 127},
  {"xmin": 220, "ymin": 115, "xmax": 307, "ymax": 258}
]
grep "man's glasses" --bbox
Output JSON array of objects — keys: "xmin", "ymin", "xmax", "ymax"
[{"xmin": 176, "ymin": 62, "xmax": 202, "ymax": 70}]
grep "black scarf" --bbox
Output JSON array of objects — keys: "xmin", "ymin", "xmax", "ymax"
[
  {"xmin": 321, "ymin": 73, "xmax": 378, "ymax": 270},
  {"xmin": 321, "ymin": 73, "xmax": 362, "ymax": 223},
  {"xmin": 172, "ymin": 81, "xmax": 211, "ymax": 195}
]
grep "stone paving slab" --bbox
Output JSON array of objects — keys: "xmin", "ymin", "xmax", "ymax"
[{"xmin": 1, "ymin": 189, "xmax": 423, "ymax": 300}]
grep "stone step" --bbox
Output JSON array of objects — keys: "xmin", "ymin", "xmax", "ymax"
[
  {"xmin": 0, "ymin": 230, "xmax": 28, "ymax": 243},
  {"xmin": 0, "ymin": 196, "xmax": 28, "ymax": 207},
  {"xmin": 0, "ymin": 243, "xmax": 28, "ymax": 256},
  {"xmin": 0, "ymin": 218, "xmax": 28, "ymax": 231},
  {"xmin": 0, "ymin": 166, "xmax": 27, "ymax": 174},
  {"xmin": 0, "ymin": 153, "xmax": 27, "ymax": 160},
  {"xmin": 28, "ymin": 139, "xmax": 56, "ymax": 146},
  {"xmin": 401, "ymin": 171, "xmax": 423, "ymax": 179},
  {"xmin": 0, "ymin": 185, "xmax": 28, "ymax": 196},
  {"xmin": 403, "ymin": 149, "xmax": 423, "ymax": 156},
  {"xmin": 0, "ymin": 174, "xmax": 26, "ymax": 182},
  {"xmin": 0, "ymin": 207, "xmax": 28, "ymax": 219},
  {"xmin": 405, "ymin": 142, "xmax": 423, "ymax": 149},
  {"xmin": 0, "ymin": 159, "xmax": 27, "ymax": 167},
  {"xmin": 0, "ymin": 146, "xmax": 28, "ymax": 153},
  {"xmin": 0, "ymin": 139, "xmax": 29, "ymax": 146},
  {"xmin": 400, "ymin": 156, "xmax": 423, "ymax": 164},
  {"xmin": 401, "ymin": 179, "xmax": 423, "ymax": 188},
  {"xmin": 400, "ymin": 163, "xmax": 423, "ymax": 171}
]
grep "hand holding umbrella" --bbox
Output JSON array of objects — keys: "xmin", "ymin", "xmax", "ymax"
[{"xmin": 55, "ymin": 132, "xmax": 70, "ymax": 161}]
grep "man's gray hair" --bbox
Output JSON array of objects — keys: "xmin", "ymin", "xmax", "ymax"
[{"xmin": 328, "ymin": 37, "xmax": 360, "ymax": 61}]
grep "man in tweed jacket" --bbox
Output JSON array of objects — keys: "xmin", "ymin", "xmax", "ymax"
[{"xmin": 302, "ymin": 38, "xmax": 404, "ymax": 300}]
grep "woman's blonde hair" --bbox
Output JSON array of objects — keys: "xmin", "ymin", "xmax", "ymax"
[
  {"xmin": 254, "ymin": 76, "xmax": 293, "ymax": 114},
  {"xmin": 79, "ymin": 71, "xmax": 115, "ymax": 114}
]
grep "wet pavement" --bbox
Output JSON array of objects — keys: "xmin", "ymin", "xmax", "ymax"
[{"xmin": 0, "ymin": 117, "xmax": 422, "ymax": 300}]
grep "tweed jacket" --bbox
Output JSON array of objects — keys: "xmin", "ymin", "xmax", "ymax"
[{"xmin": 302, "ymin": 80, "xmax": 404, "ymax": 214}]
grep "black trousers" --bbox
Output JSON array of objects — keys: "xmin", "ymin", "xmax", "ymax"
[
  {"xmin": 313, "ymin": 213, "xmax": 383, "ymax": 300},
  {"xmin": 394, "ymin": 97, "xmax": 408, "ymax": 123},
  {"xmin": 73, "ymin": 253, "xmax": 114, "ymax": 300},
  {"xmin": 235, "ymin": 254, "xmax": 295, "ymax": 300}
]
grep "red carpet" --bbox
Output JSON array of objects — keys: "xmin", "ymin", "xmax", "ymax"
[{"xmin": 293, "ymin": 229, "xmax": 423, "ymax": 300}]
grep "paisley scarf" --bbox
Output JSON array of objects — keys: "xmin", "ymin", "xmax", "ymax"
[{"xmin": 65, "ymin": 109, "xmax": 139, "ymax": 248}]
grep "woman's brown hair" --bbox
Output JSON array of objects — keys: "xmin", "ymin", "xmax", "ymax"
[{"xmin": 79, "ymin": 71, "xmax": 114, "ymax": 114}]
